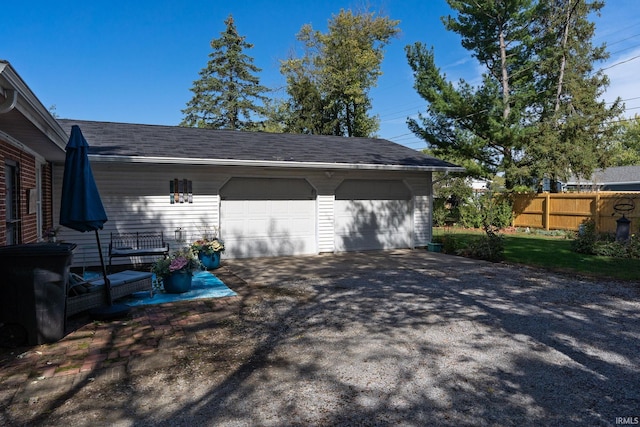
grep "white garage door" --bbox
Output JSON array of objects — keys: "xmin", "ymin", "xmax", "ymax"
[
  {"xmin": 220, "ymin": 178, "xmax": 316, "ymax": 258},
  {"xmin": 334, "ymin": 179, "xmax": 412, "ymax": 251}
]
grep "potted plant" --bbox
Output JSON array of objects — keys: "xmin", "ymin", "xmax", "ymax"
[
  {"xmin": 427, "ymin": 235, "xmax": 444, "ymax": 252},
  {"xmin": 191, "ymin": 236, "xmax": 225, "ymax": 269},
  {"xmin": 151, "ymin": 247, "xmax": 201, "ymax": 293},
  {"xmin": 44, "ymin": 226, "xmax": 61, "ymax": 243}
]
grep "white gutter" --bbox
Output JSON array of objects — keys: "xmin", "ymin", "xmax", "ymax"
[
  {"xmin": 0, "ymin": 61, "xmax": 68, "ymax": 151},
  {"xmin": 0, "ymin": 87, "xmax": 17, "ymax": 113},
  {"xmin": 88, "ymin": 154, "xmax": 466, "ymax": 173}
]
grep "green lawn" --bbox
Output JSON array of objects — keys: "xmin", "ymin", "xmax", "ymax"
[{"xmin": 433, "ymin": 228, "xmax": 640, "ymax": 282}]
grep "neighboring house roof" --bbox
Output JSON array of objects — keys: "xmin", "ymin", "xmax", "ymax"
[
  {"xmin": 0, "ymin": 60, "xmax": 68, "ymax": 161},
  {"xmin": 566, "ymin": 166, "xmax": 640, "ymax": 187},
  {"xmin": 56, "ymin": 119, "xmax": 464, "ymax": 172}
]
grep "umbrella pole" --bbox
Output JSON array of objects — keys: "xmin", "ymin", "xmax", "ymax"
[
  {"xmin": 95, "ymin": 230, "xmax": 114, "ymax": 306},
  {"xmin": 89, "ymin": 230, "xmax": 130, "ymax": 320}
]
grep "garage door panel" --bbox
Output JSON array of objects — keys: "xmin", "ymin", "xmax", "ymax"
[
  {"xmin": 334, "ymin": 180, "xmax": 413, "ymax": 252},
  {"xmin": 335, "ymin": 199, "xmax": 412, "ymax": 251},
  {"xmin": 221, "ymin": 198, "xmax": 316, "ymax": 258},
  {"xmin": 290, "ymin": 217, "xmax": 313, "ymax": 233},
  {"xmin": 223, "ymin": 201, "xmax": 246, "ymax": 216}
]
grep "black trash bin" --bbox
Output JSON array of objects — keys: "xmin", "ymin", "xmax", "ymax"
[{"xmin": 0, "ymin": 242, "xmax": 76, "ymax": 347}]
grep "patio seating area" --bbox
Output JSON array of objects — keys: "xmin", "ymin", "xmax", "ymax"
[
  {"xmin": 108, "ymin": 232, "xmax": 169, "ymax": 269},
  {"xmin": 66, "ymin": 270, "xmax": 153, "ymax": 317}
]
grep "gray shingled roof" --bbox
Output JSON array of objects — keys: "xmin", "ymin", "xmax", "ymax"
[
  {"xmin": 56, "ymin": 119, "xmax": 462, "ymax": 171},
  {"xmin": 566, "ymin": 166, "xmax": 640, "ymax": 185}
]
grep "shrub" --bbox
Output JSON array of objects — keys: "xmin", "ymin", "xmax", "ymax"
[
  {"xmin": 592, "ymin": 240, "xmax": 628, "ymax": 258},
  {"xmin": 571, "ymin": 219, "xmax": 597, "ymax": 254},
  {"xmin": 459, "ymin": 193, "xmax": 513, "ymax": 230},
  {"xmin": 440, "ymin": 233, "xmax": 463, "ymax": 254},
  {"xmin": 432, "ymin": 198, "xmax": 449, "ymax": 227},
  {"xmin": 492, "ymin": 195, "xmax": 514, "ymax": 229},
  {"xmin": 457, "ymin": 225, "xmax": 505, "ymax": 262},
  {"xmin": 628, "ymin": 236, "xmax": 640, "ymax": 258},
  {"xmin": 459, "ymin": 199, "xmax": 483, "ymax": 228},
  {"xmin": 571, "ymin": 219, "xmax": 640, "ymax": 259}
]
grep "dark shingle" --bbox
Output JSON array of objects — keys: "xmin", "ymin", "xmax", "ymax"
[
  {"xmin": 57, "ymin": 119, "xmax": 461, "ymax": 171},
  {"xmin": 567, "ymin": 166, "xmax": 640, "ymax": 185}
]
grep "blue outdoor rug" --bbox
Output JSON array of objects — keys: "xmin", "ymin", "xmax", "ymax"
[{"xmin": 85, "ymin": 271, "xmax": 237, "ymax": 307}]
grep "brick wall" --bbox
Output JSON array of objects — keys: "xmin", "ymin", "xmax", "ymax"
[{"xmin": 0, "ymin": 139, "xmax": 42, "ymax": 245}]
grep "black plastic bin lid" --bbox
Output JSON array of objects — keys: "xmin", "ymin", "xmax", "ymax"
[{"xmin": 0, "ymin": 242, "xmax": 77, "ymax": 256}]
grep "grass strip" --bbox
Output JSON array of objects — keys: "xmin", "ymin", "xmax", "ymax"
[{"xmin": 433, "ymin": 229, "xmax": 640, "ymax": 281}]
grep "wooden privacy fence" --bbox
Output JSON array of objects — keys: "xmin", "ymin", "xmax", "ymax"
[{"xmin": 511, "ymin": 192, "xmax": 640, "ymax": 233}]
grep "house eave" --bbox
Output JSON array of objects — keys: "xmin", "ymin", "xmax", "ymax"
[
  {"xmin": 0, "ymin": 61, "xmax": 68, "ymax": 160},
  {"xmin": 87, "ymin": 154, "xmax": 466, "ymax": 173}
]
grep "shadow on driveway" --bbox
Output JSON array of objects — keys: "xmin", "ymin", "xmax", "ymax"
[
  {"xmin": 2, "ymin": 250, "xmax": 638, "ymax": 426},
  {"xmin": 162, "ymin": 251, "xmax": 640, "ymax": 425}
]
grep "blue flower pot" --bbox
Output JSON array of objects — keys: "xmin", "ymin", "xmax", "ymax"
[
  {"xmin": 199, "ymin": 252, "xmax": 221, "ymax": 269},
  {"xmin": 163, "ymin": 270, "xmax": 193, "ymax": 293},
  {"xmin": 427, "ymin": 242, "xmax": 443, "ymax": 252}
]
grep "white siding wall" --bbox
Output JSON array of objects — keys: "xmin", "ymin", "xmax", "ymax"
[
  {"xmin": 53, "ymin": 163, "xmax": 222, "ymax": 268},
  {"xmin": 307, "ymin": 175, "xmax": 342, "ymax": 254},
  {"xmin": 404, "ymin": 176, "xmax": 432, "ymax": 246},
  {"xmin": 317, "ymin": 194, "xmax": 335, "ymax": 253}
]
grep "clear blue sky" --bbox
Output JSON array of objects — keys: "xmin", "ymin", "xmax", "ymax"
[{"xmin": 3, "ymin": 0, "xmax": 639, "ymax": 150}]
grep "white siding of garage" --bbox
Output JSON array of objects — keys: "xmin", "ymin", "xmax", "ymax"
[
  {"xmin": 53, "ymin": 163, "xmax": 222, "ymax": 268},
  {"xmin": 317, "ymin": 194, "xmax": 335, "ymax": 253},
  {"xmin": 404, "ymin": 176, "xmax": 432, "ymax": 246},
  {"xmin": 53, "ymin": 162, "xmax": 434, "ymax": 267}
]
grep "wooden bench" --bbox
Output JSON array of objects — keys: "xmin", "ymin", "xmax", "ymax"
[
  {"xmin": 66, "ymin": 270, "xmax": 153, "ymax": 317},
  {"xmin": 108, "ymin": 232, "xmax": 169, "ymax": 269}
]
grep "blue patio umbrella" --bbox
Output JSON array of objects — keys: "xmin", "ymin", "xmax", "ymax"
[{"xmin": 60, "ymin": 125, "xmax": 128, "ymax": 318}]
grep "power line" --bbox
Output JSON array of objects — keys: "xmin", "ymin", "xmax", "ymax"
[
  {"xmin": 606, "ymin": 32, "xmax": 640, "ymax": 47},
  {"xmin": 608, "ymin": 43, "xmax": 640, "ymax": 57},
  {"xmin": 375, "ymin": 54, "xmax": 640, "ymax": 124},
  {"xmin": 370, "ymin": 23, "xmax": 640, "ymax": 128},
  {"xmin": 594, "ymin": 22, "xmax": 640, "ymax": 42},
  {"xmin": 387, "ymin": 132, "xmax": 414, "ymax": 139},
  {"xmin": 600, "ymin": 54, "xmax": 640, "ymax": 71},
  {"xmin": 378, "ymin": 104, "xmax": 424, "ymax": 118}
]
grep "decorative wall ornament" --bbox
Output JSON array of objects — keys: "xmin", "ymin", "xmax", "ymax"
[{"xmin": 169, "ymin": 179, "xmax": 193, "ymax": 204}]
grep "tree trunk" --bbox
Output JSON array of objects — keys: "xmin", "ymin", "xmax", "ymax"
[
  {"xmin": 555, "ymin": 2, "xmax": 575, "ymax": 112},
  {"xmin": 499, "ymin": 29, "xmax": 510, "ymax": 120}
]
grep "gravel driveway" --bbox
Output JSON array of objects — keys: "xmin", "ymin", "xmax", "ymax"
[{"xmin": 2, "ymin": 251, "xmax": 639, "ymax": 426}]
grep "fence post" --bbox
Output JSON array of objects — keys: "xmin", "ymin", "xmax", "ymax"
[
  {"xmin": 544, "ymin": 193, "xmax": 551, "ymax": 231},
  {"xmin": 593, "ymin": 193, "xmax": 600, "ymax": 233}
]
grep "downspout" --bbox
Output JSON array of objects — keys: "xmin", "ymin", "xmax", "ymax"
[
  {"xmin": 432, "ymin": 170, "xmax": 449, "ymax": 185},
  {"xmin": 0, "ymin": 88, "xmax": 17, "ymax": 114}
]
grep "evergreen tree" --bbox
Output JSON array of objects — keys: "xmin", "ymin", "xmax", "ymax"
[
  {"xmin": 281, "ymin": 9, "xmax": 399, "ymax": 137},
  {"xmin": 406, "ymin": 0, "xmax": 622, "ymax": 190},
  {"xmin": 527, "ymin": 0, "xmax": 623, "ymax": 190},
  {"xmin": 181, "ymin": 15, "xmax": 269, "ymax": 130}
]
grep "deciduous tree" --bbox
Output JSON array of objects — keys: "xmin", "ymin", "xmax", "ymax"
[
  {"xmin": 609, "ymin": 116, "xmax": 640, "ymax": 166},
  {"xmin": 281, "ymin": 9, "xmax": 399, "ymax": 137}
]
